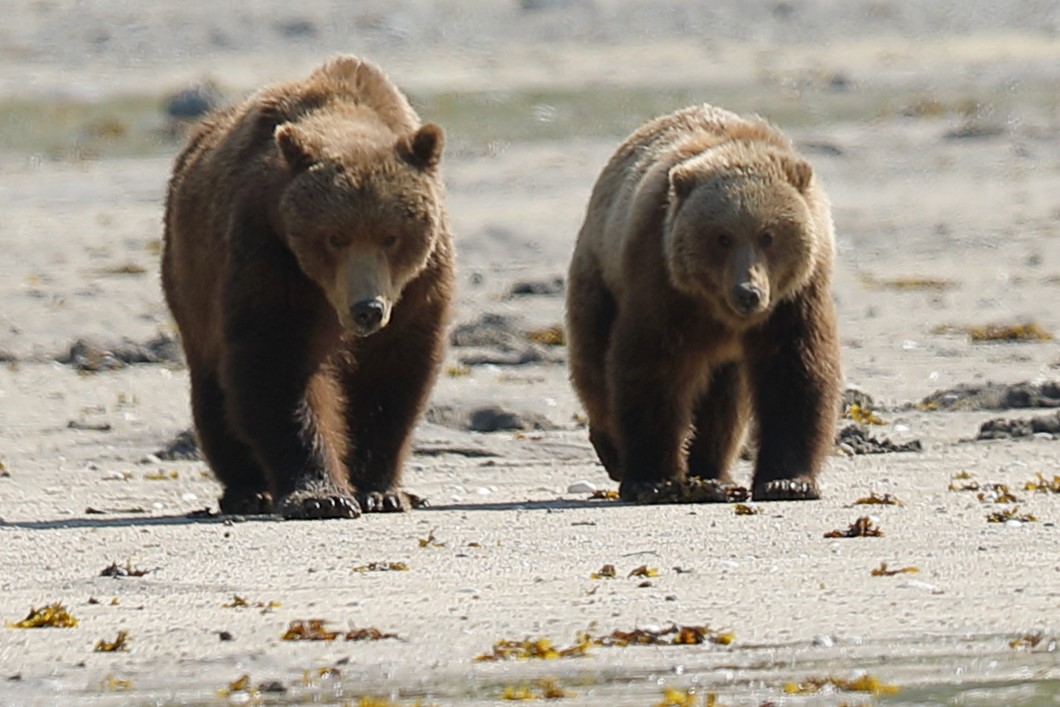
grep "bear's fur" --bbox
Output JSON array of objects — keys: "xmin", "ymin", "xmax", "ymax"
[
  {"xmin": 162, "ymin": 56, "xmax": 454, "ymax": 519},
  {"xmin": 566, "ymin": 104, "xmax": 840, "ymax": 501}
]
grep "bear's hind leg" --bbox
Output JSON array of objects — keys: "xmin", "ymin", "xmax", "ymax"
[
  {"xmin": 190, "ymin": 371, "xmax": 273, "ymax": 515},
  {"xmin": 687, "ymin": 362, "xmax": 748, "ymax": 483},
  {"xmin": 566, "ymin": 257, "xmax": 621, "ymax": 480}
]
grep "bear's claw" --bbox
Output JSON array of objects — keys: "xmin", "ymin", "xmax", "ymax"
[
  {"xmin": 357, "ymin": 490, "xmax": 427, "ymax": 513},
  {"xmin": 753, "ymin": 477, "xmax": 820, "ymax": 501}
]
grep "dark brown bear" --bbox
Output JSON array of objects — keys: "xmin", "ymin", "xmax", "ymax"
[
  {"xmin": 566, "ymin": 104, "xmax": 840, "ymax": 502},
  {"xmin": 162, "ymin": 56, "xmax": 454, "ymax": 519}
]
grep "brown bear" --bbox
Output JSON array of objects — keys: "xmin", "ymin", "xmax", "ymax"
[
  {"xmin": 162, "ymin": 56, "xmax": 454, "ymax": 519},
  {"xmin": 566, "ymin": 104, "xmax": 840, "ymax": 502}
]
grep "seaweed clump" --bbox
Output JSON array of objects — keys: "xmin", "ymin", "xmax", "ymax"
[{"xmin": 6, "ymin": 603, "xmax": 79, "ymax": 628}]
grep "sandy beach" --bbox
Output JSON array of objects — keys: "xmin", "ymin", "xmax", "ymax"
[{"xmin": 1, "ymin": 1, "xmax": 1058, "ymax": 704}]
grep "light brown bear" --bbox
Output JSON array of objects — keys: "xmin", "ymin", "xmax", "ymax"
[
  {"xmin": 566, "ymin": 104, "xmax": 840, "ymax": 502},
  {"xmin": 162, "ymin": 56, "xmax": 453, "ymax": 519}
]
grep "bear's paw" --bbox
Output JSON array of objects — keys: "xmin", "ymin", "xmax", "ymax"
[
  {"xmin": 280, "ymin": 487, "xmax": 362, "ymax": 520},
  {"xmin": 753, "ymin": 477, "xmax": 820, "ymax": 501}
]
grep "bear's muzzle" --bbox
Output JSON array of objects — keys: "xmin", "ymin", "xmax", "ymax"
[{"xmin": 350, "ymin": 298, "xmax": 388, "ymax": 336}]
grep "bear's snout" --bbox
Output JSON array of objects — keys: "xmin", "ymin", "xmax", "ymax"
[
  {"xmin": 350, "ymin": 299, "xmax": 387, "ymax": 336},
  {"xmin": 730, "ymin": 283, "xmax": 765, "ymax": 316}
]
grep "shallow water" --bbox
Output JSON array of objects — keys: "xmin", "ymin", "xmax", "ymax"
[{"xmin": 49, "ymin": 632, "xmax": 1059, "ymax": 706}]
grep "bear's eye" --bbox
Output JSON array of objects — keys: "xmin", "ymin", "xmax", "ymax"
[
  {"xmin": 328, "ymin": 235, "xmax": 347, "ymax": 250},
  {"xmin": 717, "ymin": 233, "xmax": 732, "ymax": 248},
  {"xmin": 760, "ymin": 231, "xmax": 774, "ymax": 248},
  {"xmin": 382, "ymin": 235, "xmax": 398, "ymax": 249}
]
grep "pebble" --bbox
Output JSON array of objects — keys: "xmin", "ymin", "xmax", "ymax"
[
  {"xmin": 900, "ymin": 579, "xmax": 943, "ymax": 594},
  {"xmin": 567, "ymin": 480, "xmax": 596, "ymax": 494}
]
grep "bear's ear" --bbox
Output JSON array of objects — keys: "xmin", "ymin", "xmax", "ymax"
[
  {"xmin": 396, "ymin": 123, "xmax": 445, "ymax": 170},
  {"xmin": 669, "ymin": 165, "xmax": 698, "ymax": 201},
  {"xmin": 274, "ymin": 123, "xmax": 318, "ymax": 172},
  {"xmin": 780, "ymin": 155, "xmax": 813, "ymax": 193}
]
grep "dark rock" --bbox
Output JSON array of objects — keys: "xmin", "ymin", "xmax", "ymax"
[
  {"xmin": 275, "ymin": 18, "xmax": 318, "ymax": 38},
  {"xmin": 67, "ymin": 420, "xmax": 112, "ymax": 432},
  {"xmin": 469, "ymin": 406, "xmax": 526, "ymax": 432},
  {"xmin": 164, "ymin": 82, "xmax": 223, "ymax": 120},
  {"xmin": 977, "ymin": 410, "xmax": 1060, "ymax": 440},
  {"xmin": 944, "ymin": 122, "xmax": 1005, "ymax": 140},
  {"xmin": 507, "ymin": 277, "xmax": 565, "ymax": 297},
  {"xmin": 154, "ymin": 429, "xmax": 202, "ymax": 461},
  {"xmin": 58, "ymin": 334, "xmax": 183, "ymax": 372},
  {"xmin": 450, "ymin": 313, "xmax": 562, "ymax": 366},
  {"xmin": 635, "ymin": 478, "xmax": 750, "ymax": 504},
  {"xmin": 919, "ymin": 381, "xmax": 1060, "ymax": 411},
  {"xmin": 459, "ymin": 349, "xmax": 557, "ymax": 366},
  {"xmin": 836, "ymin": 425, "xmax": 922, "ymax": 454},
  {"xmin": 799, "ymin": 140, "xmax": 845, "ymax": 157},
  {"xmin": 840, "ymin": 385, "xmax": 875, "ymax": 411},
  {"xmin": 413, "ymin": 443, "xmax": 499, "ymax": 458},
  {"xmin": 427, "ymin": 404, "xmax": 555, "ymax": 432},
  {"xmin": 827, "ymin": 73, "xmax": 852, "ymax": 92},
  {"xmin": 468, "ymin": 405, "xmax": 555, "ymax": 433},
  {"xmin": 450, "ymin": 313, "xmax": 522, "ymax": 348},
  {"xmin": 520, "ymin": 0, "xmax": 585, "ymax": 10}
]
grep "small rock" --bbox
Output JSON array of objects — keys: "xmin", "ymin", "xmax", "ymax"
[
  {"xmin": 900, "ymin": 579, "xmax": 943, "ymax": 594},
  {"xmin": 507, "ymin": 277, "xmax": 564, "ymax": 297},
  {"xmin": 840, "ymin": 385, "xmax": 875, "ymax": 413},
  {"xmin": 567, "ymin": 480, "xmax": 596, "ymax": 494},
  {"xmin": 467, "ymin": 405, "xmax": 554, "ymax": 433},
  {"xmin": 944, "ymin": 122, "xmax": 1005, "ymax": 140},
  {"xmin": 164, "ymin": 82, "xmax": 223, "ymax": 120},
  {"xmin": 274, "ymin": 18, "xmax": 318, "ymax": 39},
  {"xmin": 920, "ymin": 381, "xmax": 1060, "ymax": 411},
  {"xmin": 978, "ymin": 410, "xmax": 1060, "ymax": 440},
  {"xmin": 836, "ymin": 425, "xmax": 922, "ymax": 454},
  {"xmin": 154, "ymin": 429, "xmax": 202, "ymax": 461},
  {"xmin": 58, "ymin": 334, "xmax": 183, "ymax": 372},
  {"xmin": 450, "ymin": 313, "xmax": 562, "ymax": 366}
]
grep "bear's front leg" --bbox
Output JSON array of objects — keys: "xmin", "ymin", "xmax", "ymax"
[
  {"xmin": 340, "ymin": 291, "xmax": 446, "ymax": 512},
  {"xmin": 747, "ymin": 280, "xmax": 840, "ymax": 501},
  {"xmin": 223, "ymin": 314, "xmax": 361, "ymax": 520},
  {"xmin": 608, "ymin": 318, "xmax": 698, "ymax": 501}
]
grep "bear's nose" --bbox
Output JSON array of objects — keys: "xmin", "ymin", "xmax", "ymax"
[
  {"xmin": 731, "ymin": 283, "xmax": 763, "ymax": 314},
  {"xmin": 351, "ymin": 299, "xmax": 385, "ymax": 333}
]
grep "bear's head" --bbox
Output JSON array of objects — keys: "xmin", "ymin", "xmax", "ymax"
[
  {"xmin": 663, "ymin": 141, "xmax": 822, "ymax": 328},
  {"xmin": 273, "ymin": 120, "xmax": 445, "ymax": 337}
]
